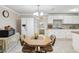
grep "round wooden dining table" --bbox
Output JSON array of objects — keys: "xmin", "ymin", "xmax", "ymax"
[{"xmin": 23, "ymin": 35, "xmax": 52, "ymax": 52}]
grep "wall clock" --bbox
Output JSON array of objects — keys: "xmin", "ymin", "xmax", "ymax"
[{"xmin": 2, "ymin": 10, "xmax": 9, "ymax": 18}]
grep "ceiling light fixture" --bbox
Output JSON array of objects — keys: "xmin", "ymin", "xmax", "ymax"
[{"xmin": 33, "ymin": 5, "xmax": 44, "ymax": 16}]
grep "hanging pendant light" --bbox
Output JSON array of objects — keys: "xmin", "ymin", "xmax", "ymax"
[{"xmin": 33, "ymin": 5, "xmax": 44, "ymax": 16}]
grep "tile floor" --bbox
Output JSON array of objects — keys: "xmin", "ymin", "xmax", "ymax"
[{"xmin": 6, "ymin": 39, "xmax": 77, "ymax": 53}]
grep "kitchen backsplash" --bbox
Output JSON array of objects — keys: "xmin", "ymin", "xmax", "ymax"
[{"xmin": 62, "ymin": 24, "xmax": 79, "ymax": 29}]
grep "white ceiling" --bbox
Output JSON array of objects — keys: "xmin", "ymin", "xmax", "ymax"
[{"xmin": 5, "ymin": 5, "xmax": 79, "ymax": 15}]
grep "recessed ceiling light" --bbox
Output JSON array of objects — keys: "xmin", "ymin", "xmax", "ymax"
[{"xmin": 69, "ymin": 8, "xmax": 79, "ymax": 12}]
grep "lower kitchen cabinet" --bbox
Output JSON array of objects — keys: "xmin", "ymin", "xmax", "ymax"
[
  {"xmin": 47, "ymin": 30, "xmax": 66, "ymax": 39},
  {"xmin": 46, "ymin": 29, "xmax": 79, "ymax": 39}
]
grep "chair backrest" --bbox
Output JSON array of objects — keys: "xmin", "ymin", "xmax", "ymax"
[
  {"xmin": 50, "ymin": 34, "xmax": 56, "ymax": 46},
  {"xmin": 50, "ymin": 34, "xmax": 56, "ymax": 40}
]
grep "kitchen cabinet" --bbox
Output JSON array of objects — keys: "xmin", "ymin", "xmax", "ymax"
[
  {"xmin": 65, "ymin": 30, "xmax": 72, "ymax": 39},
  {"xmin": 48, "ymin": 16, "xmax": 63, "ymax": 23},
  {"xmin": 53, "ymin": 20, "xmax": 62, "ymax": 29},
  {"xmin": 53, "ymin": 30, "xmax": 66, "ymax": 39},
  {"xmin": 72, "ymin": 32, "xmax": 79, "ymax": 52},
  {"xmin": 63, "ymin": 16, "xmax": 79, "ymax": 24},
  {"xmin": 53, "ymin": 15, "xmax": 64, "ymax": 19},
  {"xmin": 48, "ymin": 15, "xmax": 79, "ymax": 24},
  {"xmin": 48, "ymin": 16, "xmax": 53, "ymax": 23},
  {"xmin": 47, "ymin": 30, "xmax": 66, "ymax": 39},
  {"xmin": 46, "ymin": 29, "xmax": 79, "ymax": 39}
]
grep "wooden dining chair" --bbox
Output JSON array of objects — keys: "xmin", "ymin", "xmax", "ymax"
[
  {"xmin": 19, "ymin": 34, "xmax": 35, "ymax": 53},
  {"xmin": 50, "ymin": 34, "xmax": 56, "ymax": 46},
  {"xmin": 22, "ymin": 43, "xmax": 35, "ymax": 53},
  {"xmin": 40, "ymin": 44, "xmax": 53, "ymax": 53},
  {"xmin": 20, "ymin": 35, "xmax": 25, "ymax": 46},
  {"xmin": 20, "ymin": 39, "xmax": 24, "ymax": 46}
]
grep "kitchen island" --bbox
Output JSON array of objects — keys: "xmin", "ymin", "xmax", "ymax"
[
  {"xmin": 46, "ymin": 29, "xmax": 79, "ymax": 39},
  {"xmin": 72, "ymin": 31, "xmax": 79, "ymax": 52}
]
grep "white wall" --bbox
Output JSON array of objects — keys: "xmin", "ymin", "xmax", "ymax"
[
  {"xmin": 0, "ymin": 19, "xmax": 16, "ymax": 30},
  {"xmin": 21, "ymin": 13, "xmax": 79, "ymax": 39},
  {"xmin": 0, "ymin": 5, "xmax": 21, "ymax": 32},
  {"xmin": 21, "ymin": 17, "xmax": 34, "ymax": 36}
]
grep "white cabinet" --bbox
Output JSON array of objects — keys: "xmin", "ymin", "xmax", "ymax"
[
  {"xmin": 63, "ymin": 16, "xmax": 72, "ymax": 24},
  {"xmin": 48, "ymin": 15, "xmax": 79, "ymax": 24},
  {"xmin": 63, "ymin": 16, "xmax": 79, "ymax": 24},
  {"xmin": 47, "ymin": 29, "xmax": 73, "ymax": 39},
  {"xmin": 48, "ymin": 16, "xmax": 53, "ymax": 23},
  {"xmin": 47, "ymin": 30, "xmax": 66, "ymax": 39},
  {"xmin": 0, "ymin": 33, "xmax": 20, "ymax": 52},
  {"xmin": 53, "ymin": 30, "xmax": 66, "ymax": 39},
  {"xmin": 65, "ymin": 31, "xmax": 72, "ymax": 39},
  {"xmin": 72, "ymin": 32, "xmax": 79, "ymax": 52},
  {"xmin": 48, "ymin": 16, "xmax": 63, "ymax": 23},
  {"xmin": 53, "ymin": 15, "xmax": 63, "ymax": 19}
]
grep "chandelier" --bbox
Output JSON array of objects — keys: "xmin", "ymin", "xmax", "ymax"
[{"xmin": 33, "ymin": 5, "xmax": 44, "ymax": 16}]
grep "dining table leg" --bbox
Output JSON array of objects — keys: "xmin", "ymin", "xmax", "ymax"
[
  {"xmin": 38, "ymin": 46, "xmax": 40, "ymax": 52},
  {"xmin": 35, "ymin": 46, "xmax": 38, "ymax": 52},
  {"xmin": 35, "ymin": 46, "xmax": 41, "ymax": 53}
]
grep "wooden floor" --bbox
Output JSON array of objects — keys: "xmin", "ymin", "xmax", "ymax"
[{"xmin": 6, "ymin": 39, "xmax": 77, "ymax": 53}]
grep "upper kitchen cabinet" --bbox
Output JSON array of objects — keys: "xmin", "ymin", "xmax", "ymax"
[
  {"xmin": 53, "ymin": 15, "xmax": 64, "ymax": 19},
  {"xmin": 63, "ymin": 16, "xmax": 79, "ymax": 24},
  {"xmin": 48, "ymin": 15, "xmax": 64, "ymax": 23},
  {"xmin": 48, "ymin": 16, "xmax": 53, "ymax": 23}
]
